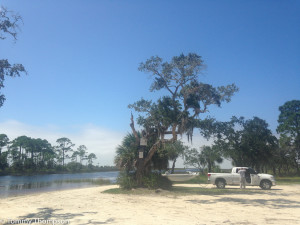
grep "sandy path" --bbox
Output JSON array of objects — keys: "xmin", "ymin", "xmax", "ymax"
[{"xmin": 0, "ymin": 184, "xmax": 300, "ymax": 225}]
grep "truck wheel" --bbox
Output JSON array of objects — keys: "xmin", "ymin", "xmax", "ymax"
[
  {"xmin": 260, "ymin": 180, "xmax": 272, "ymax": 190},
  {"xmin": 216, "ymin": 179, "xmax": 226, "ymax": 189}
]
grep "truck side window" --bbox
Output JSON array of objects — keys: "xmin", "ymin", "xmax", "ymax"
[{"xmin": 248, "ymin": 168, "xmax": 257, "ymax": 174}]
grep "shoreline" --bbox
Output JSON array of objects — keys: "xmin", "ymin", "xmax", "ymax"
[{"xmin": 1, "ymin": 184, "xmax": 300, "ymax": 224}]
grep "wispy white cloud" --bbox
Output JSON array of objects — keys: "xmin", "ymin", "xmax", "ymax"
[{"xmin": 0, "ymin": 120, "xmax": 125, "ymax": 166}]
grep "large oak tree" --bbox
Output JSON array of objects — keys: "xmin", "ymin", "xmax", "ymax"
[{"xmin": 127, "ymin": 53, "xmax": 238, "ymax": 181}]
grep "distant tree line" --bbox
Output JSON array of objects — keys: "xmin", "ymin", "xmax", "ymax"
[{"xmin": 0, "ymin": 135, "xmax": 116, "ymax": 175}]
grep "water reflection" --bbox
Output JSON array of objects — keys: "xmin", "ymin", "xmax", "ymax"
[
  {"xmin": 9, "ymin": 181, "xmax": 53, "ymax": 190},
  {"xmin": 0, "ymin": 171, "xmax": 118, "ymax": 198}
]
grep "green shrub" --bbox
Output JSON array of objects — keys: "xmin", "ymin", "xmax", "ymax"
[
  {"xmin": 117, "ymin": 171, "xmax": 172, "ymax": 190},
  {"xmin": 142, "ymin": 172, "xmax": 172, "ymax": 190},
  {"xmin": 117, "ymin": 172, "xmax": 137, "ymax": 190}
]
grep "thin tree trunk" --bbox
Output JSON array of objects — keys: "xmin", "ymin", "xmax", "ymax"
[
  {"xmin": 294, "ymin": 159, "xmax": 300, "ymax": 174},
  {"xmin": 208, "ymin": 161, "xmax": 212, "ymax": 173},
  {"xmin": 272, "ymin": 167, "xmax": 276, "ymax": 175},
  {"xmin": 172, "ymin": 124, "xmax": 177, "ymax": 141},
  {"xmin": 130, "ymin": 113, "xmax": 140, "ymax": 145},
  {"xmin": 171, "ymin": 158, "xmax": 177, "ymax": 174}
]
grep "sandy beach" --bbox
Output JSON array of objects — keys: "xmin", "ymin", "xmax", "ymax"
[{"xmin": 1, "ymin": 184, "xmax": 300, "ymax": 225}]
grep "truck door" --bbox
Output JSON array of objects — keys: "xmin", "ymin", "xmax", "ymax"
[
  {"xmin": 247, "ymin": 168, "xmax": 259, "ymax": 185},
  {"xmin": 250, "ymin": 174, "xmax": 260, "ymax": 185}
]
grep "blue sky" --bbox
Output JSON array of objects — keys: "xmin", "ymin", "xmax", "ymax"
[{"xmin": 1, "ymin": 0, "xmax": 299, "ymax": 167}]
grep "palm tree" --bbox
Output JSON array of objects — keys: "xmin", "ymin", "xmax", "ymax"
[{"xmin": 114, "ymin": 133, "xmax": 139, "ymax": 172}]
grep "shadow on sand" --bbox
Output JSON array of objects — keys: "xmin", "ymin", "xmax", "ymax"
[
  {"xmin": 3, "ymin": 207, "xmax": 115, "ymax": 225},
  {"xmin": 186, "ymin": 197, "xmax": 300, "ymax": 209}
]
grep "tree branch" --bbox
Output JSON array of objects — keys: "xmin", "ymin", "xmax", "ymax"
[{"xmin": 130, "ymin": 113, "xmax": 140, "ymax": 145}]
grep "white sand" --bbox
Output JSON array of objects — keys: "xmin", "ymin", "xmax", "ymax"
[{"xmin": 1, "ymin": 184, "xmax": 300, "ymax": 225}]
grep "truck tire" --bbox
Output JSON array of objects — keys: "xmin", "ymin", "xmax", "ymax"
[
  {"xmin": 216, "ymin": 179, "xmax": 226, "ymax": 189},
  {"xmin": 260, "ymin": 180, "xmax": 272, "ymax": 190}
]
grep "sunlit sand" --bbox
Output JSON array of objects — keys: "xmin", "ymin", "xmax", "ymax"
[{"xmin": 1, "ymin": 184, "xmax": 300, "ymax": 225}]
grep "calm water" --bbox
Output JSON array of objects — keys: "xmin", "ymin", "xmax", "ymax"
[{"xmin": 0, "ymin": 171, "xmax": 119, "ymax": 198}]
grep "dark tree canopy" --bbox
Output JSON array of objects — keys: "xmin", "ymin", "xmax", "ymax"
[
  {"xmin": 130, "ymin": 53, "xmax": 238, "ymax": 142},
  {"xmin": 277, "ymin": 100, "xmax": 300, "ymax": 139},
  {"xmin": 202, "ymin": 116, "xmax": 277, "ymax": 172},
  {"xmin": 277, "ymin": 100, "xmax": 300, "ymax": 173},
  {"xmin": 0, "ymin": 6, "xmax": 22, "ymax": 40}
]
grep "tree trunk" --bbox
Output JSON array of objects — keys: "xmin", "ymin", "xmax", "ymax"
[
  {"xmin": 272, "ymin": 166, "xmax": 276, "ymax": 175},
  {"xmin": 294, "ymin": 159, "xmax": 300, "ymax": 174},
  {"xmin": 130, "ymin": 113, "xmax": 140, "ymax": 145},
  {"xmin": 130, "ymin": 114, "xmax": 177, "ymax": 186},
  {"xmin": 136, "ymin": 160, "xmax": 144, "ymax": 186},
  {"xmin": 208, "ymin": 161, "xmax": 212, "ymax": 173},
  {"xmin": 172, "ymin": 124, "xmax": 177, "ymax": 141},
  {"xmin": 171, "ymin": 158, "xmax": 177, "ymax": 174}
]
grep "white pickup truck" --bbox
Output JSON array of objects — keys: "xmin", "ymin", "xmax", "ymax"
[{"xmin": 208, "ymin": 167, "xmax": 276, "ymax": 189}]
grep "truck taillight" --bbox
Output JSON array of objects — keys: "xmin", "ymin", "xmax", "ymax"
[{"xmin": 207, "ymin": 173, "xmax": 211, "ymax": 177}]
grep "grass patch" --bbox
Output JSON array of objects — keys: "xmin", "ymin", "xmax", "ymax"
[
  {"xmin": 102, "ymin": 186, "xmax": 263, "ymax": 196},
  {"xmin": 170, "ymin": 186, "xmax": 262, "ymax": 195},
  {"xmin": 275, "ymin": 176, "xmax": 300, "ymax": 184},
  {"xmin": 103, "ymin": 188, "xmax": 157, "ymax": 195},
  {"xmin": 54, "ymin": 178, "xmax": 112, "ymax": 185}
]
